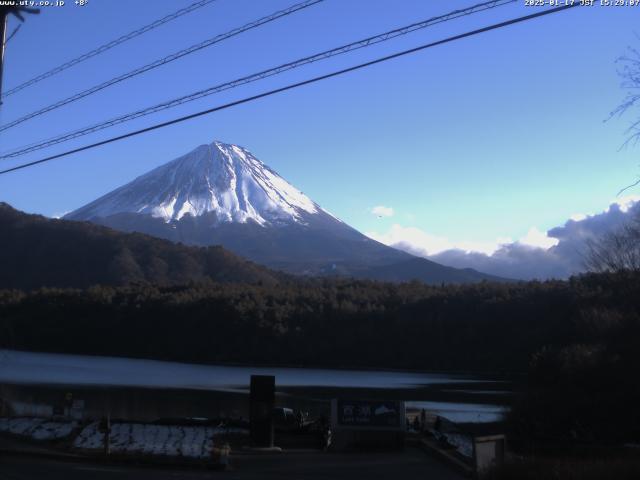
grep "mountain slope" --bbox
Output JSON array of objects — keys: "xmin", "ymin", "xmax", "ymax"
[
  {"xmin": 66, "ymin": 140, "xmax": 503, "ymax": 284},
  {"xmin": 352, "ymin": 257, "xmax": 507, "ymax": 284},
  {"xmin": 66, "ymin": 142, "xmax": 326, "ymax": 226},
  {"xmin": 0, "ymin": 203, "xmax": 280, "ymax": 290}
]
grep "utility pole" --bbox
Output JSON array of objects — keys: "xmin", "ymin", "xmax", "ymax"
[
  {"xmin": 0, "ymin": 8, "xmax": 7, "ymax": 102},
  {"xmin": 0, "ymin": 6, "xmax": 39, "ymax": 107}
]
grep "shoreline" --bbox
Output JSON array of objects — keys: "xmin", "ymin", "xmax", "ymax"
[{"xmin": 0, "ymin": 348, "xmax": 525, "ymax": 380}]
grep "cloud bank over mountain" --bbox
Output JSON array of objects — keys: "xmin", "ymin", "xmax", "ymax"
[{"xmin": 367, "ymin": 197, "xmax": 640, "ymax": 280}]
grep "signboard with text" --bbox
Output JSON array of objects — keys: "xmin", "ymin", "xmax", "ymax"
[{"xmin": 334, "ymin": 399, "xmax": 404, "ymax": 429}]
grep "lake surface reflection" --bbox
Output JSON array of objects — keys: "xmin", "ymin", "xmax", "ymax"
[{"xmin": 1, "ymin": 349, "xmax": 509, "ymax": 423}]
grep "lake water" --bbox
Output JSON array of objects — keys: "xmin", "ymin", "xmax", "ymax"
[{"xmin": 0, "ymin": 349, "xmax": 508, "ymax": 423}]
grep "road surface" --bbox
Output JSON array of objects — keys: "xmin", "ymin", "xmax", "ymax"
[{"xmin": 0, "ymin": 449, "xmax": 465, "ymax": 480}]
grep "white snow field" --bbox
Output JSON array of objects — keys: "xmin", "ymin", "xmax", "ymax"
[
  {"xmin": 0, "ymin": 417, "xmax": 78, "ymax": 440},
  {"xmin": 73, "ymin": 421, "xmax": 246, "ymax": 458}
]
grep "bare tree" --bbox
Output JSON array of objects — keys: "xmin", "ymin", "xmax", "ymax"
[
  {"xmin": 585, "ymin": 210, "xmax": 640, "ymax": 273},
  {"xmin": 586, "ymin": 43, "xmax": 640, "ymax": 272},
  {"xmin": 610, "ymin": 44, "xmax": 640, "ymax": 193},
  {"xmin": 611, "ymin": 44, "xmax": 640, "ymax": 145}
]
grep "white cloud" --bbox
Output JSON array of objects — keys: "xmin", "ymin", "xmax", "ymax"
[
  {"xmin": 365, "ymin": 197, "xmax": 640, "ymax": 280},
  {"xmin": 614, "ymin": 195, "xmax": 640, "ymax": 213},
  {"xmin": 51, "ymin": 211, "xmax": 70, "ymax": 219},
  {"xmin": 566, "ymin": 196, "xmax": 640, "ymax": 223},
  {"xmin": 518, "ymin": 227, "xmax": 559, "ymax": 249},
  {"xmin": 570, "ymin": 213, "xmax": 588, "ymax": 222},
  {"xmin": 367, "ymin": 225, "xmax": 450, "ymax": 255},
  {"xmin": 366, "ymin": 224, "xmax": 506, "ymax": 256},
  {"xmin": 370, "ymin": 205, "xmax": 394, "ymax": 218}
]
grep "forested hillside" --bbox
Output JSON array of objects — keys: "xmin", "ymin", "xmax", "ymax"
[
  {"xmin": 0, "ymin": 203, "xmax": 281, "ymax": 289},
  {"xmin": 2, "ymin": 272, "xmax": 638, "ymax": 374}
]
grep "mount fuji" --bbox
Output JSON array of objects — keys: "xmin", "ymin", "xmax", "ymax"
[{"xmin": 66, "ymin": 141, "xmax": 502, "ymax": 283}]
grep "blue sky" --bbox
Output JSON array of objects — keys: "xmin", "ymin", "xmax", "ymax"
[{"xmin": 0, "ymin": 0, "xmax": 638, "ymax": 253}]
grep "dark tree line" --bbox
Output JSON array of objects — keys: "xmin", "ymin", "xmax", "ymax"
[{"xmin": 1, "ymin": 272, "xmax": 638, "ymax": 374}]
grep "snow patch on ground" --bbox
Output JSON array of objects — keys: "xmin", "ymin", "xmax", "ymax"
[
  {"xmin": 436, "ymin": 430, "xmax": 473, "ymax": 458},
  {"xmin": 73, "ymin": 422, "xmax": 247, "ymax": 458},
  {"xmin": 0, "ymin": 417, "xmax": 78, "ymax": 440},
  {"xmin": 406, "ymin": 401, "xmax": 506, "ymax": 423},
  {"xmin": 73, "ymin": 421, "xmax": 104, "ymax": 449}
]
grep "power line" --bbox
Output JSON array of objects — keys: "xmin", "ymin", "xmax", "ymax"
[
  {"xmin": 1, "ymin": 0, "xmax": 219, "ymax": 99},
  {"xmin": 5, "ymin": 23, "xmax": 21, "ymax": 44},
  {"xmin": 0, "ymin": 0, "xmax": 517, "ymax": 160},
  {"xmin": 0, "ymin": 0, "xmax": 323, "ymax": 133},
  {"xmin": 0, "ymin": 3, "xmax": 579, "ymax": 177}
]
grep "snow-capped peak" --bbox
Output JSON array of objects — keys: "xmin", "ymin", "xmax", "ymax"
[{"xmin": 66, "ymin": 141, "xmax": 326, "ymax": 226}]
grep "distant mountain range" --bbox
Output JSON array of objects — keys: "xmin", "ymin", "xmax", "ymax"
[{"xmin": 64, "ymin": 140, "xmax": 505, "ymax": 285}]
